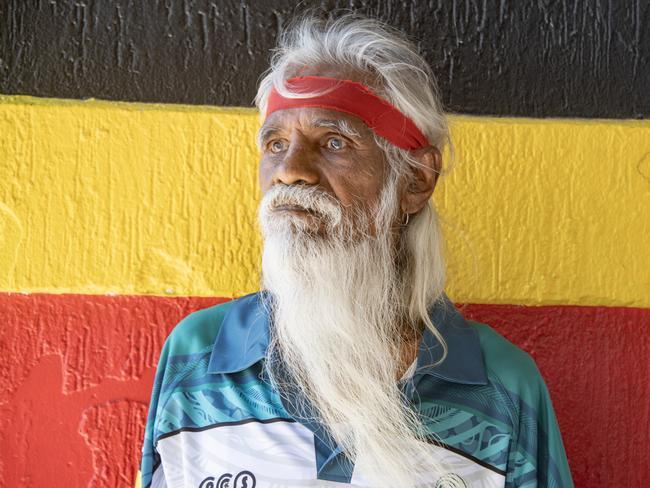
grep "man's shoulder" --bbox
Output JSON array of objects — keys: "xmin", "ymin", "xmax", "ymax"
[
  {"xmin": 463, "ymin": 321, "xmax": 574, "ymax": 487},
  {"xmin": 163, "ymin": 297, "xmax": 239, "ymax": 357},
  {"xmin": 467, "ymin": 319, "xmax": 547, "ymax": 406}
]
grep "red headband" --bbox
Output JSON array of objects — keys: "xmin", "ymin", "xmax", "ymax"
[{"xmin": 265, "ymin": 76, "xmax": 429, "ymax": 151}]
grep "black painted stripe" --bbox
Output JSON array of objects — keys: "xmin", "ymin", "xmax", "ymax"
[{"xmin": 1, "ymin": 1, "xmax": 648, "ymax": 118}]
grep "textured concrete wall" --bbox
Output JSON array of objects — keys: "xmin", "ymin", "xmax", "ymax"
[
  {"xmin": 1, "ymin": 97, "xmax": 649, "ymax": 306},
  {"xmin": 0, "ymin": 293, "xmax": 226, "ymax": 487},
  {"xmin": 1, "ymin": 1, "xmax": 649, "ymax": 486},
  {"xmin": 1, "ymin": 1, "xmax": 649, "ymax": 117},
  {"xmin": 0, "ymin": 96, "xmax": 649, "ymax": 487},
  {"xmin": 1, "ymin": 295, "xmax": 649, "ymax": 487}
]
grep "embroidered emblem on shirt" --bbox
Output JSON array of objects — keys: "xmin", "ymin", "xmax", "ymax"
[
  {"xmin": 435, "ymin": 473, "xmax": 468, "ymax": 488},
  {"xmin": 199, "ymin": 470, "xmax": 257, "ymax": 488}
]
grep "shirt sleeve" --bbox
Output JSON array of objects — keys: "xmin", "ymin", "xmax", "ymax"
[
  {"xmin": 505, "ymin": 365, "xmax": 574, "ymax": 488},
  {"xmin": 138, "ymin": 337, "xmax": 171, "ymax": 488}
]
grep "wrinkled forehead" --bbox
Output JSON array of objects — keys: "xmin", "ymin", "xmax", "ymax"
[{"xmin": 257, "ymin": 107, "xmax": 375, "ymax": 146}]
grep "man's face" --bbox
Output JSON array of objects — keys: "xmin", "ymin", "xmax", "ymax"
[{"xmin": 258, "ymin": 106, "xmax": 389, "ymax": 237}]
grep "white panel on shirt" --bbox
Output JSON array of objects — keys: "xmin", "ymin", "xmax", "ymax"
[
  {"xmin": 352, "ymin": 444, "xmax": 505, "ymax": 487},
  {"xmin": 155, "ymin": 420, "xmax": 505, "ymax": 487},
  {"xmin": 151, "ymin": 463, "xmax": 169, "ymax": 488}
]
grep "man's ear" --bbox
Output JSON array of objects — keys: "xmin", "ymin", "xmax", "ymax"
[{"xmin": 400, "ymin": 145, "xmax": 442, "ymax": 215}]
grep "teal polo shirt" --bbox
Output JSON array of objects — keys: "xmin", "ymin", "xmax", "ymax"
[{"xmin": 139, "ymin": 292, "xmax": 573, "ymax": 487}]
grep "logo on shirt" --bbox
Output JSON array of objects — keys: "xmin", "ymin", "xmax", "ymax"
[
  {"xmin": 435, "ymin": 473, "xmax": 467, "ymax": 487},
  {"xmin": 199, "ymin": 471, "xmax": 256, "ymax": 488}
]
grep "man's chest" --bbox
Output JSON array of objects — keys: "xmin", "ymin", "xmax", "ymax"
[{"xmin": 154, "ymin": 417, "xmax": 507, "ymax": 487}]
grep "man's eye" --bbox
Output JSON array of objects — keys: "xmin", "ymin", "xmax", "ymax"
[
  {"xmin": 326, "ymin": 137, "xmax": 345, "ymax": 151},
  {"xmin": 269, "ymin": 140, "xmax": 287, "ymax": 153}
]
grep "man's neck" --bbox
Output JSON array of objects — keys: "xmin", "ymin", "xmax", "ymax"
[{"xmin": 395, "ymin": 320, "xmax": 424, "ymax": 380}]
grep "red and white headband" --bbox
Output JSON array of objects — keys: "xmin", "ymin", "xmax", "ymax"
[{"xmin": 265, "ymin": 76, "xmax": 429, "ymax": 151}]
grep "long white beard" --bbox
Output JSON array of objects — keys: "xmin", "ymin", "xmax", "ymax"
[{"xmin": 258, "ymin": 181, "xmax": 448, "ymax": 487}]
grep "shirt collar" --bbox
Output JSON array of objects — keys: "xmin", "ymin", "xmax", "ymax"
[{"xmin": 207, "ymin": 291, "xmax": 487, "ymax": 386}]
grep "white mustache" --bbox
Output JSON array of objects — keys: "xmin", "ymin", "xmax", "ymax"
[{"xmin": 259, "ymin": 184, "xmax": 344, "ymax": 227}]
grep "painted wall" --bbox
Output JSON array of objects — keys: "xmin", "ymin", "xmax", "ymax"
[
  {"xmin": 1, "ymin": 2, "xmax": 649, "ymax": 487},
  {"xmin": 2, "ymin": 0, "xmax": 648, "ymax": 117}
]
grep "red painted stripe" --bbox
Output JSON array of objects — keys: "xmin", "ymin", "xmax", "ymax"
[
  {"xmin": 0, "ymin": 293, "xmax": 648, "ymax": 487},
  {"xmin": 0, "ymin": 293, "xmax": 227, "ymax": 488}
]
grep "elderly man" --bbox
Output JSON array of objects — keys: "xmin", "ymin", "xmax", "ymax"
[{"xmin": 139, "ymin": 14, "xmax": 573, "ymax": 488}]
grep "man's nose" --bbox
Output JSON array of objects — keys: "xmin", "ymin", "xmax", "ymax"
[{"xmin": 272, "ymin": 140, "xmax": 320, "ymax": 186}]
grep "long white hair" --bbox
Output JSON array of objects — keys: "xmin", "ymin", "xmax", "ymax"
[{"xmin": 255, "ymin": 13, "xmax": 454, "ymax": 487}]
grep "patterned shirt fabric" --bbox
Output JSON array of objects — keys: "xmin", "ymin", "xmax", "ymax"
[{"xmin": 138, "ymin": 292, "xmax": 574, "ymax": 488}]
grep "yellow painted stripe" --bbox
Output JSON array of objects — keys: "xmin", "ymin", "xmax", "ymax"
[{"xmin": 1, "ymin": 95, "xmax": 649, "ymax": 307}]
